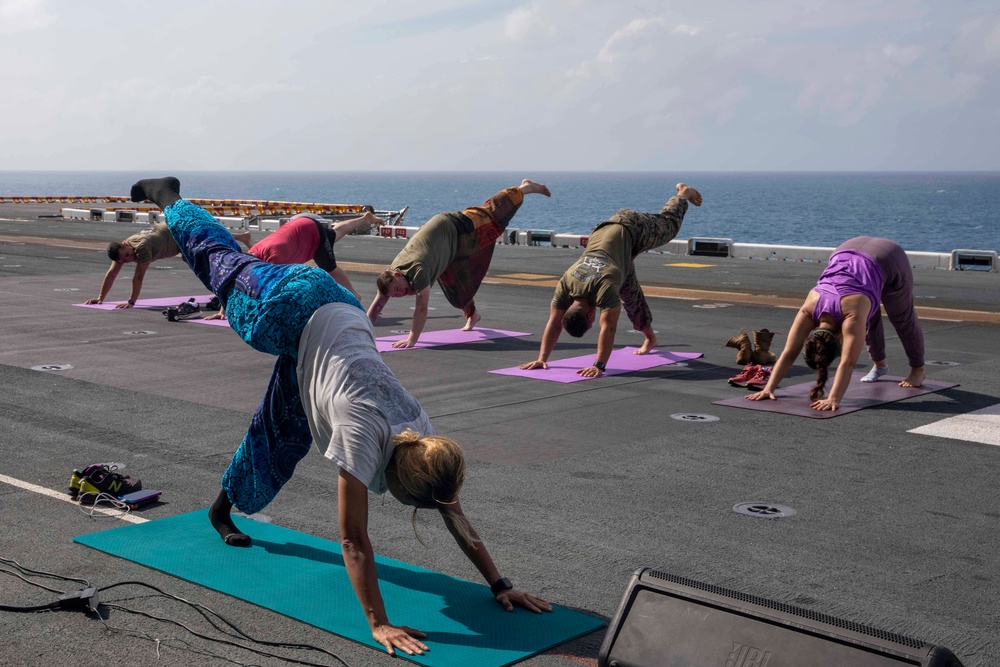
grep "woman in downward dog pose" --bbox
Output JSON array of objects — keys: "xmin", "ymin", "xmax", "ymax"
[
  {"xmin": 130, "ymin": 177, "xmax": 551, "ymax": 657},
  {"xmin": 746, "ymin": 236, "xmax": 925, "ymax": 411}
]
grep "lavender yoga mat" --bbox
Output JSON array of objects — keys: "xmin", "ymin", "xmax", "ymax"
[
  {"xmin": 713, "ymin": 372, "xmax": 958, "ymax": 418},
  {"xmin": 376, "ymin": 328, "xmax": 531, "ymax": 353},
  {"xmin": 74, "ymin": 295, "xmax": 214, "ymax": 311},
  {"xmin": 490, "ymin": 347, "xmax": 703, "ymax": 383}
]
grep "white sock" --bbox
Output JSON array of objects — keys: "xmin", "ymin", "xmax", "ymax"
[{"xmin": 860, "ymin": 366, "xmax": 888, "ymax": 383}]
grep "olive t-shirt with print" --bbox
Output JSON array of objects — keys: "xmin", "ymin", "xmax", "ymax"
[{"xmin": 552, "ymin": 221, "xmax": 635, "ymax": 310}]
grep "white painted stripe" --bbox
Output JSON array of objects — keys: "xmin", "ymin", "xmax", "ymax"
[
  {"xmin": 908, "ymin": 403, "xmax": 1000, "ymax": 447},
  {"xmin": 0, "ymin": 473, "xmax": 148, "ymax": 524}
]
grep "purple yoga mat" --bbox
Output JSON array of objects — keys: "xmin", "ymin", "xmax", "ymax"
[
  {"xmin": 73, "ymin": 295, "xmax": 214, "ymax": 311},
  {"xmin": 376, "ymin": 328, "xmax": 531, "ymax": 353},
  {"xmin": 713, "ymin": 372, "xmax": 959, "ymax": 418},
  {"xmin": 490, "ymin": 347, "xmax": 703, "ymax": 383}
]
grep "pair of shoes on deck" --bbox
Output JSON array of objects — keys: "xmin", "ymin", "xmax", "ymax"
[
  {"xmin": 728, "ymin": 364, "xmax": 772, "ymax": 390},
  {"xmin": 69, "ymin": 464, "xmax": 142, "ymax": 504},
  {"xmin": 722, "ymin": 329, "xmax": 779, "ymax": 366}
]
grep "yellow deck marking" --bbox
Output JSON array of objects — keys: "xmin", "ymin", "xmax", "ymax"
[{"xmin": 6, "ymin": 235, "xmax": 997, "ymax": 324}]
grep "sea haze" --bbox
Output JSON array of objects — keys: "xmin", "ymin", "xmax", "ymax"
[{"xmin": 2, "ymin": 171, "xmax": 998, "ymax": 254}]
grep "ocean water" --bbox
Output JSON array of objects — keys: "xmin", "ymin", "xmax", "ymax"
[{"xmin": 2, "ymin": 171, "xmax": 998, "ymax": 254}]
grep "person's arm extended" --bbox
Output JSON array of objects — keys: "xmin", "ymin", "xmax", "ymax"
[
  {"xmin": 116, "ymin": 261, "xmax": 151, "ymax": 309},
  {"xmin": 392, "ymin": 287, "xmax": 430, "ymax": 348},
  {"xmin": 439, "ymin": 501, "xmax": 551, "ymax": 614},
  {"xmin": 746, "ymin": 304, "xmax": 815, "ymax": 401},
  {"xmin": 84, "ymin": 262, "xmax": 123, "ymax": 305},
  {"xmin": 329, "ymin": 267, "xmax": 362, "ymax": 302},
  {"xmin": 811, "ymin": 304, "xmax": 868, "ymax": 411},
  {"xmin": 519, "ymin": 306, "xmax": 565, "ymax": 370},
  {"xmin": 338, "ymin": 471, "xmax": 428, "ymax": 656},
  {"xmin": 367, "ymin": 292, "xmax": 389, "ymax": 324},
  {"xmin": 578, "ymin": 306, "xmax": 619, "ymax": 377}
]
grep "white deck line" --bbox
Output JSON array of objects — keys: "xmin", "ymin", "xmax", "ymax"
[
  {"xmin": 0, "ymin": 473, "xmax": 148, "ymax": 524},
  {"xmin": 908, "ymin": 403, "xmax": 1000, "ymax": 447}
]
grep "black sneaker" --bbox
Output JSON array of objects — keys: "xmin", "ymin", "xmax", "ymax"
[
  {"xmin": 78, "ymin": 465, "xmax": 142, "ymax": 504},
  {"xmin": 163, "ymin": 298, "xmax": 201, "ymax": 322}
]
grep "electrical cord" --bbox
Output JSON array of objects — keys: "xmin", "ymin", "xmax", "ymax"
[
  {"xmin": 77, "ymin": 492, "xmax": 131, "ymax": 519},
  {"xmin": 0, "ymin": 557, "xmax": 96, "ymax": 613},
  {"xmin": 102, "ymin": 580, "xmax": 354, "ymax": 667},
  {"xmin": 1, "ymin": 558, "xmax": 354, "ymax": 666}
]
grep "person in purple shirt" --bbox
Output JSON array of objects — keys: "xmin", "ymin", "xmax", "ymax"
[{"xmin": 746, "ymin": 237, "xmax": 925, "ymax": 411}]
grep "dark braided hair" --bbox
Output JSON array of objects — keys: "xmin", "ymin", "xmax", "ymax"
[{"xmin": 803, "ymin": 329, "xmax": 841, "ymax": 401}]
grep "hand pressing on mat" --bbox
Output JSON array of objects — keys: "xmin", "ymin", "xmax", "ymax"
[
  {"xmin": 745, "ymin": 388, "xmax": 775, "ymax": 402},
  {"xmin": 810, "ymin": 396, "xmax": 839, "ymax": 411},
  {"xmin": 372, "ymin": 623, "xmax": 429, "ymax": 657},
  {"xmin": 495, "ymin": 588, "xmax": 553, "ymax": 614}
]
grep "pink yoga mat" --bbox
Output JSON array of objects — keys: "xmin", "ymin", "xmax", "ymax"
[
  {"xmin": 712, "ymin": 372, "xmax": 959, "ymax": 418},
  {"xmin": 376, "ymin": 328, "xmax": 531, "ymax": 353},
  {"xmin": 490, "ymin": 347, "xmax": 703, "ymax": 383},
  {"xmin": 73, "ymin": 295, "xmax": 214, "ymax": 311}
]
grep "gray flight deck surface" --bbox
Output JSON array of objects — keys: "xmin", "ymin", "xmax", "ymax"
[{"xmin": 1, "ymin": 203, "xmax": 998, "ymax": 667}]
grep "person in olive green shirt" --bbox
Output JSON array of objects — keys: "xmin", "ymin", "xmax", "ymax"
[
  {"xmin": 84, "ymin": 222, "xmax": 252, "ymax": 308},
  {"xmin": 519, "ymin": 183, "xmax": 702, "ymax": 377},
  {"xmin": 367, "ymin": 179, "xmax": 551, "ymax": 348}
]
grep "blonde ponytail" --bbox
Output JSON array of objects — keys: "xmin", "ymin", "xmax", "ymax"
[{"xmin": 391, "ymin": 430, "xmax": 479, "ymax": 548}]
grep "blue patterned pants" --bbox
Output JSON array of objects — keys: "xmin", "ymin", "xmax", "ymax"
[{"xmin": 163, "ymin": 200, "xmax": 362, "ymax": 513}]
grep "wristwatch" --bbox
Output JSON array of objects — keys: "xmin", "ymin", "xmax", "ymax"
[
  {"xmin": 490, "ymin": 576, "xmax": 514, "ymax": 597},
  {"xmin": 127, "ymin": 299, "xmax": 136, "ymax": 305},
  {"xmin": 594, "ymin": 360, "xmax": 606, "ymax": 371}
]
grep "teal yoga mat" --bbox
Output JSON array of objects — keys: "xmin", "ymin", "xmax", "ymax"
[{"xmin": 74, "ymin": 510, "xmax": 602, "ymax": 667}]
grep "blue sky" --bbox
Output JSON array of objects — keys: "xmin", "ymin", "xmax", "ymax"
[{"xmin": 1, "ymin": 0, "xmax": 998, "ymax": 171}]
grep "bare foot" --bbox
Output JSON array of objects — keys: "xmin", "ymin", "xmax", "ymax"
[
  {"xmin": 900, "ymin": 367, "xmax": 925, "ymax": 388},
  {"xmin": 233, "ymin": 231, "xmax": 253, "ymax": 248},
  {"xmin": 334, "ymin": 211, "xmax": 380, "ymax": 238},
  {"xmin": 635, "ymin": 332, "xmax": 659, "ymax": 355},
  {"xmin": 462, "ymin": 311, "xmax": 482, "ymax": 331},
  {"xmin": 676, "ymin": 183, "xmax": 702, "ymax": 207},
  {"xmin": 520, "ymin": 179, "xmax": 551, "ymax": 197}
]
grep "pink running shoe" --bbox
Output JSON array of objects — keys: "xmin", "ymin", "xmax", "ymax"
[{"xmin": 728, "ymin": 364, "xmax": 761, "ymax": 387}]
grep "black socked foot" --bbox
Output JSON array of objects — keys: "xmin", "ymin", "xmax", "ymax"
[
  {"xmin": 130, "ymin": 177, "xmax": 181, "ymax": 210},
  {"xmin": 209, "ymin": 489, "xmax": 252, "ymax": 547}
]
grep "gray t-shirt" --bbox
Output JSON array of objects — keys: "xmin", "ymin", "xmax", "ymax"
[{"xmin": 296, "ymin": 302, "xmax": 434, "ymax": 493}]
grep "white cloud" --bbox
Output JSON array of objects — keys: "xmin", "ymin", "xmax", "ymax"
[
  {"xmin": 883, "ymin": 43, "xmax": 923, "ymax": 66},
  {"xmin": 566, "ymin": 16, "xmax": 667, "ymax": 79},
  {"xmin": 1, "ymin": 1, "xmax": 998, "ymax": 170},
  {"xmin": 505, "ymin": 5, "xmax": 549, "ymax": 41},
  {"xmin": 952, "ymin": 17, "xmax": 1000, "ymax": 65},
  {"xmin": 671, "ymin": 23, "xmax": 702, "ymax": 37},
  {"xmin": 596, "ymin": 17, "xmax": 666, "ymax": 63},
  {"xmin": 708, "ymin": 85, "xmax": 751, "ymax": 126},
  {"xmin": 0, "ymin": 0, "xmax": 55, "ymax": 35}
]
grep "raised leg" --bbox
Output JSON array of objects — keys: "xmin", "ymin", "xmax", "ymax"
[{"xmin": 130, "ymin": 177, "xmax": 181, "ymax": 210}]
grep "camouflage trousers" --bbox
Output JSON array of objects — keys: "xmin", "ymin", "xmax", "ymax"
[{"xmin": 593, "ymin": 195, "xmax": 688, "ymax": 331}]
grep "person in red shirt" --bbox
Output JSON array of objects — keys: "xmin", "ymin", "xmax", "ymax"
[{"xmin": 207, "ymin": 210, "xmax": 376, "ymax": 319}]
